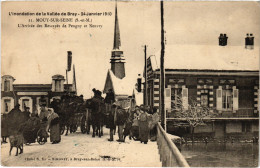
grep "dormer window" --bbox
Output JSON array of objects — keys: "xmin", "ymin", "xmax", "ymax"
[
  {"xmin": 245, "ymin": 33, "xmax": 254, "ymax": 49},
  {"xmin": 4, "ymin": 80, "xmax": 10, "ymax": 91},
  {"xmin": 55, "ymin": 80, "xmax": 62, "ymax": 92},
  {"xmin": 219, "ymin": 33, "xmax": 228, "ymax": 46},
  {"xmin": 52, "ymin": 74, "xmax": 65, "ymax": 92},
  {"xmin": 1, "ymin": 75, "xmax": 15, "ymax": 92}
]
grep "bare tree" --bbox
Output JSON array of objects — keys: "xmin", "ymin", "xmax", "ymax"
[{"xmin": 171, "ymin": 95, "xmax": 216, "ymax": 142}]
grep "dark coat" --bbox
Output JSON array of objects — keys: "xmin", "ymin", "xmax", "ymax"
[
  {"xmin": 106, "ymin": 107, "xmax": 116, "ymax": 129},
  {"xmin": 22, "ymin": 111, "xmax": 30, "ymax": 122},
  {"xmin": 7, "ymin": 108, "xmax": 26, "ymax": 135},
  {"xmin": 138, "ymin": 112, "xmax": 149, "ymax": 142},
  {"xmin": 50, "ymin": 117, "xmax": 60, "ymax": 126},
  {"xmin": 23, "ymin": 116, "xmax": 41, "ymax": 143},
  {"xmin": 115, "ymin": 108, "xmax": 128, "ymax": 126}
]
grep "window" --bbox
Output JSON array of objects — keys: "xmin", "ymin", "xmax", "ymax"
[
  {"xmin": 55, "ymin": 80, "xmax": 61, "ymax": 92},
  {"xmin": 200, "ymin": 89, "xmax": 209, "ymax": 107},
  {"xmin": 4, "ymin": 80, "xmax": 10, "ymax": 91},
  {"xmin": 220, "ymin": 79, "xmax": 235, "ymax": 85},
  {"xmin": 201, "ymin": 94, "xmax": 208, "ymax": 107},
  {"xmin": 4, "ymin": 99, "xmax": 11, "ymax": 112},
  {"xmin": 222, "ymin": 89, "xmax": 232, "ymax": 110},
  {"xmin": 171, "ymin": 88, "xmax": 182, "ymax": 110},
  {"xmin": 22, "ymin": 99, "xmax": 29, "ymax": 111},
  {"xmin": 169, "ymin": 79, "xmax": 185, "ymax": 84}
]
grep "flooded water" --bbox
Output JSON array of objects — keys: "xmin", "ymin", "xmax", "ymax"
[{"xmin": 181, "ymin": 143, "xmax": 259, "ymax": 167}]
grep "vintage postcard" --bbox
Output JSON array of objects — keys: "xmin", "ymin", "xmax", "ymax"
[{"xmin": 1, "ymin": 1, "xmax": 259, "ymax": 167}]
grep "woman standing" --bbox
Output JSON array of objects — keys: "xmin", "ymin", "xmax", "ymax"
[
  {"xmin": 138, "ymin": 106, "xmax": 150, "ymax": 144},
  {"xmin": 47, "ymin": 108, "xmax": 61, "ymax": 144}
]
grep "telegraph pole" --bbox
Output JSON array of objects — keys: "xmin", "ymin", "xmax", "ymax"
[
  {"xmin": 144, "ymin": 45, "xmax": 148, "ymax": 106},
  {"xmin": 160, "ymin": 1, "xmax": 166, "ymax": 129}
]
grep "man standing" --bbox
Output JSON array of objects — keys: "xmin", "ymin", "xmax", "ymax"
[
  {"xmin": 115, "ymin": 104, "xmax": 128, "ymax": 142},
  {"xmin": 105, "ymin": 89, "xmax": 116, "ymax": 141},
  {"xmin": 107, "ymin": 103, "xmax": 117, "ymax": 141}
]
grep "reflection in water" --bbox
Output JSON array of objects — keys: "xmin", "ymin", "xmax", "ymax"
[{"xmin": 181, "ymin": 143, "xmax": 259, "ymax": 167}]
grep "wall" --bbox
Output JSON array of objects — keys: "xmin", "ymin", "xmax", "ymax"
[
  {"xmin": 162, "ymin": 73, "xmax": 258, "ymax": 115},
  {"xmin": 226, "ymin": 122, "xmax": 242, "ymax": 133},
  {"xmin": 194, "ymin": 124, "xmax": 213, "ymax": 133}
]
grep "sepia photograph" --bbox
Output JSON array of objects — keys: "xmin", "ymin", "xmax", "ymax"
[{"xmin": 1, "ymin": 1, "xmax": 259, "ymax": 167}]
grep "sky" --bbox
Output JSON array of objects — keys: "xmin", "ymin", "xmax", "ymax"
[{"xmin": 1, "ymin": 1, "xmax": 259, "ymax": 98}]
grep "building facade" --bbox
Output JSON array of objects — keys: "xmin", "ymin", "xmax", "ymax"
[
  {"xmin": 1, "ymin": 74, "xmax": 75, "ymax": 114},
  {"xmin": 146, "ymin": 42, "xmax": 259, "ymax": 139}
]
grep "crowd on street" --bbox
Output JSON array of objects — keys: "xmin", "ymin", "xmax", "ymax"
[
  {"xmin": 104, "ymin": 89, "xmax": 160, "ymax": 144},
  {"xmin": 1, "ymin": 89, "xmax": 160, "ymax": 156}
]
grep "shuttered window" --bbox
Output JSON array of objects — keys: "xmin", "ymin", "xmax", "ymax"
[
  {"xmin": 233, "ymin": 88, "xmax": 239, "ymax": 111},
  {"xmin": 4, "ymin": 80, "xmax": 10, "ymax": 92},
  {"xmin": 166, "ymin": 88, "xmax": 171, "ymax": 97},
  {"xmin": 165, "ymin": 88, "xmax": 171, "ymax": 111},
  {"xmin": 222, "ymin": 89, "xmax": 233, "ymax": 110},
  {"xmin": 182, "ymin": 86, "xmax": 189, "ymax": 110},
  {"xmin": 201, "ymin": 94, "xmax": 209, "ymax": 107},
  {"xmin": 55, "ymin": 81, "xmax": 62, "ymax": 92},
  {"xmin": 216, "ymin": 87, "xmax": 222, "ymax": 111},
  {"xmin": 171, "ymin": 88, "xmax": 182, "ymax": 111}
]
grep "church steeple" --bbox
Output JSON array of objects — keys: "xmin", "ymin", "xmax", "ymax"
[
  {"xmin": 113, "ymin": 3, "xmax": 121, "ymax": 50},
  {"xmin": 110, "ymin": 2, "xmax": 126, "ymax": 79}
]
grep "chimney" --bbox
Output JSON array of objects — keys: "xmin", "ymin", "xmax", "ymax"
[
  {"xmin": 219, "ymin": 33, "xmax": 228, "ymax": 46},
  {"xmin": 67, "ymin": 51, "xmax": 72, "ymax": 71},
  {"xmin": 137, "ymin": 74, "xmax": 142, "ymax": 92},
  {"xmin": 245, "ymin": 33, "xmax": 254, "ymax": 49}
]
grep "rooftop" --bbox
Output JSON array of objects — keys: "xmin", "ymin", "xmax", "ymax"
[
  {"xmin": 104, "ymin": 69, "xmax": 136, "ymax": 96},
  {"xmin": 152, "ymin": 45, "xmax": 259, "ymax": 71}
]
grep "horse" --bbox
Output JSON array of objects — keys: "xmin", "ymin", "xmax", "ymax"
[
  {"xmin": 85, "ymin": 97, "xmax": 105, "ymax": 138},
  {"xmin": 58, "ymin": 99, "xmax": 77, "ymax": 136}
]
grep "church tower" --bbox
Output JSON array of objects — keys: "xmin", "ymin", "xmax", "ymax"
[{"xmin": 110, "ymin": 3, "xmax": 126, "ymax": 79}]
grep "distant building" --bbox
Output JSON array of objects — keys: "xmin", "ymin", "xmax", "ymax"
[
  {"xmin": 1, "ymin": 74, "xmax": 75, "ymax": 114},
  {"xmin": 146, "ymin": 42, "xmax": 259, "ymax": 139}
]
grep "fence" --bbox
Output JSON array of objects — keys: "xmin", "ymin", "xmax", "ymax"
[{"xmin": 156, "ymin": 123, "xmax": 190, "ymax": 167}]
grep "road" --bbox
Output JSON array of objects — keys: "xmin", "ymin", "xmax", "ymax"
[{"xmin": 1, "ymin": 127, "xmax": 161, "ymax": 167}]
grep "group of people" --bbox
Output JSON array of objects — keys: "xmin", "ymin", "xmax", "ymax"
[
  {"xmin": 2, "ymin": 90, "xmax": 160, "ymax": 146},
  {"xmin": 39, "ymin": 103, "xmax": 61, "ymax": 144},
  {"xmin": 105, "ymin": 89, "xmax": 160, "ymax": 144},
  {"xmin": 1, "ymin": 99, "xmax": 61, "ymax": 145}
]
